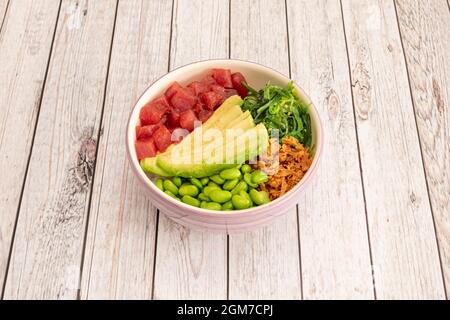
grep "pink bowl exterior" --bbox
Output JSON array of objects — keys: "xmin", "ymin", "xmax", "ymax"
[{"xmin": 126, "ymin": 59, "xmax": 323, "ymax": 233}]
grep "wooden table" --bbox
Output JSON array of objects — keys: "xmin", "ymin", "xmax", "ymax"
[{"xmin": 0, "ymin": 0, "xmax": 448, "ymax": 300}]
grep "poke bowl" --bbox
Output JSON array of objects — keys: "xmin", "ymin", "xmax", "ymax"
[{"xmin": 126, "ymin": 59, "xmax": 323, "ymax": 233}]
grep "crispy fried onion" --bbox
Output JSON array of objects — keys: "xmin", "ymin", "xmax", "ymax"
[{"xmin": 255, "ymin": 136, "xmax": 312, "ymax": 200}]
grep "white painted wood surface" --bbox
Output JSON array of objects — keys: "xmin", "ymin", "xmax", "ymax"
[
  {"xmin": 0, "ymin": 0, "xmax": 448, "ymax": 300},
  {"xmin": 0, "ymin": 0, "xmax": 60, "ymax": 293},
  {"xmin": 0, "ymin": 0, "xmax": 9, "ymax": 28},
  {"xmin": 79, "ymin": 0, "xmax": 172, "ymax": 300},
  {"xmin": 341, "ymin": 0, "xmax": 445, "ymax": 299},
  {"xmin": 395, "ymin": 0, "xmax": 450, "ymax": 297},
  {"xmin": 152, "ymin": 0, "xmax": 229, "ymax": 300},
  {"xmin": 3, "ymin": 0, "xmax": 117, "ymax": 299},
  {"xmin": 228, "ymin": 0, "xmax": 302, "ymax": 300},
  {"xmin": 287, "ymin": 0, "xmax": 374, "ymax": 299}
]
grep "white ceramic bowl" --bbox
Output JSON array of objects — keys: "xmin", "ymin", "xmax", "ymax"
[{"xmin": 126, "ymin": 59, "xmax": 323, "ymax": 233}]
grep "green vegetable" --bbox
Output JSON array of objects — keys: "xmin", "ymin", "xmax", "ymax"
[
  {"xmin": 251, "ymin": 170, "xmax": 268, "ymax": 184},
  {"xmin": 221, "ymin": 201, "xmax": 234, "ymax": 211},
  {"xmin": 163, "ymin": 180, "xmax": 179, "ymax": 195},
  {"xmin": 249, "ymin": 189, "xmax": 270, "ymax": 205},
  {"xmin": 231, "ymin": 181, "xmax": 248, "ymax": 195},
  {"xmin": 232, "ymin": 194, "xmax": 251, "ymax": 210},
  {"xmin": 240, "ymin": 164, "xmax": 252, "ymax": 174},
  {"xmin": 181, "ymin": 195, "xmax": 200, "ymax": 207},
  {"xmin": 241, "ymin": 81, "xmax": 312, "ymax": 147},
  {"xmin": 210, "ymin": 174, "xmax": 225, "ymax": 185},
  {"xmin": 155, "ymin": 178, "xmax": 164, "ymax": 191},
  {"xmin": 209, "ymin": 190, "xmax": 232, "ymax": 204},
  {"xmin": 200, "ymin": 202, "xmax": 222, "ymax": 210},
  {"xmin": 203, "ymin": 185, "xmax": 220, "ymax": 197},
  {"xmin": 164, "ymin": 190, "xmax": 180, "ymax": 201},
  {"xmin": 198, "ymin": 193, "xmax": 210, "ymax": 201},
  {"xmin": 178, "ymin": 184, "xmax": 199, "ymax": 197},
  {"xmin": 239, "ymin": 190, "xmax": 253, "ymax": 207},
  {"xmin": 200, "ymin": 177, "xmax": 210, "ymax": 186},
  {"xmin": 223, "ymin": 178, "xmax": 239, "ymax": 191},
  {"xmin": 172, "ymin": 176, "xmax": 182, "ymax": 187},
  {"xmin": 190, "ymin": 178, "xmax": 203, "ymax": 190},
  {"xmin": 243, "ymin": 173, "xmax": 258, "ymax": 188},
  {"xmin": 207, "ymin": 181, "xmax": 220, "ymax": 188},
  {"xmin": 219, "ymin": 168, "xmax": 241, "ymax": 180}
]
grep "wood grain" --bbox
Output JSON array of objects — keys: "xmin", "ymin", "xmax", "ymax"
[
  {"xmin": 3, "ymin": 0, "xmax": 117, "ymax": 299},
  {"xmin": 79, "ymin": 0, "xmax": 173, "ymax": 300},
  {"xmin": 152, "ymin": 0, "xmax": 229, "ymax": 300},
  {"xmin": 287, "ymin": 0, "xmax": 374, "ymax": 299},
  {"xmin": 0, "ymin": 0, "xmax": 60, "ymax": 293},
  {"xmin": 341, "ymin": 0, "xmax": 445, "ymax": 299},
  {"xmin": 0, "ymin": 0, "xmax": 9, "ymax": 30},
  {"xmin": 395, "ymin": 0, "xmax": 450, "ymax": 297},
  {"xmin": 228, "ymin": 0, "xmax": 302, "ymax": 299}
]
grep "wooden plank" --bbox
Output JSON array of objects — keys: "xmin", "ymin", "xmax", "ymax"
[
  {"xmin": 79, "ymin": 0, "xmax": 173, "ymax": 300},
  {"xmin": 395, "ymin": 0, "xmax": 450, "ymax": 297},
  {"xmin": 341, "ymin": 0, "xmax": 445, "ymax": 299},
  {"xmin": 3, "ymin": 0, "xmax": 117, "ymax": 299},
  {"xmin": 152, "ymin": 0, "xmax": 229, "ymax": 300},
  {"xmin": 286, "ymin": 0, "xmax": 374, "ymax": 299},
  {"xmin": 228, "ymin": 0, "xmax": 302, "ymax": 299},
  {"xmin": 0, "ymin": 0, "xmax": 60, "ymax": 293},
  {"xmin": 0, "ymin": 0, "xmax": 9, "ymax": 30}
]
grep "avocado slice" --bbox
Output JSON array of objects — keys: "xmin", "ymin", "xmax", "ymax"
[
  {"xmin": 156, "ymin": 124, "xmax": 268, "ymax": 178},
  {"xmin": 140, "ymin": 95, "xmax": 264, "ymax": 178},
  {"xmin": 140, "ymin": 158, "xmax": 171, "ymax": 177}
]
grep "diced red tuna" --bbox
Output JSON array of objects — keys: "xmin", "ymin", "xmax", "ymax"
[
  {"xmin": 200, "ymin": 91, "xmax": 224, "ymax": 110},
  {"xmin": 135, "ymin": 124, "xmax": 160, "ymax": 140},
  {"xmin": 170, "ymin": 88, "xmax": 197, "ymax": 111},
  {"xmin": 153, "ymin": 125, "xmax": 172, "ymax": 152},
  {"xmin": 197, "ymin": 109, "xmax": 213, "ymax": 123},
  {"xmin": 179, "ymin": 109, "xmax": 198, "ymax": 132},
  {"xmin": 135, "ymin": 138, "xmax": 157, "ymax": 160},
  {"xmin": 188, "ymin": 81, "xmax": 209, "ymax": 96},
  {"xmin": 212, "ymin": 68, "xmax": 233, "ymax": 88},
  {"xmin": 231, "ymin": 72, "xmax": 249, "ymax": 98},
  {"xmin": 139, "ymin": 96, "xmax": 169, "ymax": 125},
  {"xmin": 165, "ymin": 82, "xmax": 183, "ymax": 100}
]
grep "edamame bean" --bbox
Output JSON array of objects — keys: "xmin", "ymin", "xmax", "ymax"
[
  {"xmin": 155, "ymin": 178, "xmax": 164, "ymax": 191},
  {"xmin": 200, "ymin": 202, "xmax": 222, "ymax": 210},
  {"xmin": 172, "ymin": 176, "xmax": 182, "ymax": 187},
  {"xmin": 181, "ymin": 195, "xmax": 200, "ymax": 207},
  {"xmin": 231, "ymin": 195, "xmax": 251, "ymax": 210},
  {"xmin": 164, "ymin": 190, "xmax": 179, "ymax": 201},
  {"xmin": 223, "ymin": 178, "xmax": 239, "ymax": 191},
  {"xmin": 163, "ymin": 180, "xmax": 179, "ymax": 195},
  {"xmin": 190, "ymin": 178, "xmax": 203, "ymax": 190},
  {"xmin": 198, "ymin": 193, "xmax": 210, "ymax": 201},
  {"xmin": 251, "ymin": 170, "xmax": 269, "ymax": 184},
  {"xmin": 207, "ymin": 181, "xmax": 220, "ymax": 188},
  {"xmin": 178, "ymin": 184, "xmax": 199, "ymax": 197},
  {"xmin": 241, "ymin": 164, "xmax": 252, "ymax": 174},
  {"xmin": 209, "ymin": 190, "xmax": 232, "ymax": 203},
  {"xmin": 243, "ymin": 173, "xmax": 258, "ymax": 188},
  {"xmin": 203, "ymin": 185, "xmax": 220, "ymax": 197},
  {"xmin": 221, "ymin": 201, "xmax": 234, "ymax": 211},
  {"xmin": 200, "ymin": 177, "xmax": 209, "ymax": 186},
  {"xmin": 219, "ymin": 168, "xmax": 241, "ymax": 180},
  {"xmin": 210, "ymin": 174, "xmax": 225, "ymax": 185},
  {"xmin": 231, "ymin": 181, "xmax": 248, "ymax": 195},
  {"xmin": 249, "ymin": 189, "xmax": 270, "ymax": 205},
  {"xmin": 239, "ymin": 190, "xmax": 253, "ymax": 207}
]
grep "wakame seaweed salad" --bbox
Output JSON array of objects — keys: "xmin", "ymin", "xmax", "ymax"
[{"xmin": 241, "ymin": 81, "xmax": 312, "ymax": 147}]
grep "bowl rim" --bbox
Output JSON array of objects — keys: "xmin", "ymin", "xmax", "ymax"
[{"xmin": 126, "ymin": 58, "xmax": 324, "ymax": 217}]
